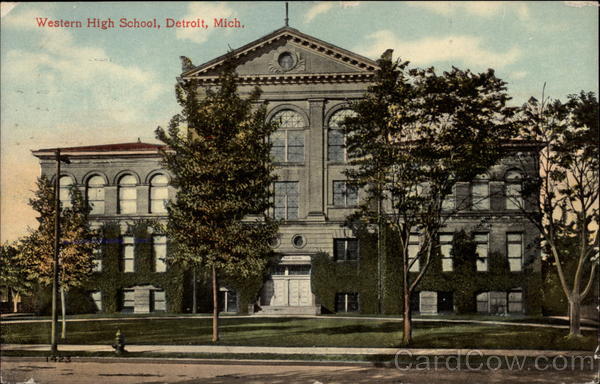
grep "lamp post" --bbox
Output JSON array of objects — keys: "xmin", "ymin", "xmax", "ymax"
[{"xmin": 50, "ymin": 148, "xmax": 70, "ymax": 357}]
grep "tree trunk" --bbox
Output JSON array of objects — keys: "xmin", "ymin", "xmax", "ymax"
[
  {"xmin": 402, "ymin": 290, "xmax": 412, "ymax": 345},
  {"xmin": 569, "ymin": 297, "xmax": 582, "ymax": 336},
  {"xmin": 10, "ymin": 289, "xmax": 19, "ymax": 313},
  {"xmin": 61, "ymin": 287, "xmax": 67, "ymax": 339},
  {"xmin": 211, "ymin": 265, "xmax": 219, "ymax": 342},
  {"xmin": 192, "ymin": 268, "xmax": 197, "ymax": 314}
]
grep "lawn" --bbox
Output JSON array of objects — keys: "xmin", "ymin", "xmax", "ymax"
[{"xmin": 1, "ymin": 317, "xmax": 595, "ymax": 351}]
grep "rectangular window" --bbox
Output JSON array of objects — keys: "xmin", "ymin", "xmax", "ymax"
[
  {"xmin": 335, "ymin": 293, "xmax": 359, "ymax": 312},
  {"xmin": 91, "ymin": 291, "xmax": 102, "ymax": 311},
  {"xmin": 119, "ymin": 186, "xmax": 137, "ymax": 214},
  {"xmin": 334, "ymin": 239, "xmax": 359, "ymax": 261},
  {"xmin": 122, "ymin": 236, "xmax": 134, "ymax": 272},
  {"xmin": 333, "ymin": 181, "xmax": 358, "ymax": 206},
  {"xmin": 287, "ymin": 265, "xmax": 311, "ymax": 275},
  {"xmin": 150, "ymin": 186, "xmax": 168, "ymax": 213},
  {"xmin": 122, "ymin": 289, "xmax": 135, "ymax": 312},
  {"xmin": 92, "ymin": 244, "xmax": 102, "ymax": 272},
  {"xmin": 152, "ymin": 290, "xmax": 166, "ymax": 312},
  {"xmin": 270, "ymin": 131, "xmax": 304, "ymax": 162},
  {"xmin": 506, "ymin": 183, "xmax": 523, "ymax": 210},
  {"xmin": 476, "ymin": 292, "xmax": 489, "ymax": 313},
  {"xmin": 442, "ymin": 185, "xmax": 455, "ymax": 211},
  {"xmin": 153, "ymin": 235, "xmax": 167, "ymax": 272},
  {"xmin": 87, "ymin": 186, "xmax": 105, "ymax": 214},
  {"xmin": 439, "ymin": 234, "xmax": 453, "ymax": 272},
  {"xmin": 328, "ymin": 129, "xmax": 345, "ymax": 162},
  {"xmin": 274, "ymin": 181, "xmax": 299, "ymax": 220},
  {"xmin": 474, "ymin": 233, "xmax": 489, "ymax": 272},
  {"xmin": 489, "ymin": 291, "xmax": 507, "ymax": 314},
  {"xmin": 472, "ymin": 182, "xmax": 490, "ymax": 210},
  {"xmin": 408, "ymin": 234, "xmax": 420, "ymax": 272},
  {"xmin": 508, "ymin": 290, "xmax": 523, "ymax": 313},
  {"xmin": 507, "ymin": 233, "xmax": 523, "ymax": 272}
]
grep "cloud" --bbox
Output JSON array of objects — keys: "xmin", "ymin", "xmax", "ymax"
[
  {"xmin": 408, "ymin": 1, "xmax": 530, "ymax": 21},
  {"xmin": 357, "ymin": 30, "xmax": 522, "ymax": 69},
  {"xmin": 175, "ymin": 2, "xmax": 233, "ymax": 44},
  {"xmin": 509, "ymin": 71, "xmax": 528, "ymax": 80},
  {"xmin": 305, "ymin": 2, "xmax": 335, "ymax": 22},
  {"xmin": 3, "ymin": 26, "xmax": 165, "ymax": 124}
]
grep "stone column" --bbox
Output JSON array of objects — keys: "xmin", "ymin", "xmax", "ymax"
[{"xmin": 307, "ymin": 99, "xmax": 325, "ymax": 220}]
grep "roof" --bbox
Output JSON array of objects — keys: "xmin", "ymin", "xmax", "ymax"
[
  {"xmin": 180, "ymin": 26, "xmax": 379, "ymax": 79},
  {"xmin": 32, "ymin": 141, "xmax": 166, "ymax": 158}
]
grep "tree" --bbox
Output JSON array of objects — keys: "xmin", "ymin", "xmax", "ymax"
[
  {"xmin": 344, "ymin": 54, "xmax": 518, "ymax": 344},
  {"xmin": 0, "ymin": 242, "xmax": 32, "ymax": 313},
  {"xmin": 20, "ymin": 176, "xmax": 97, "ymax": 337},
  {"xmin": 156, "ymin": 56, "xmax": 279, "ymax": 342},
  {"xmin": 518, "ymin": 90, "xmax": 598, "ymax": 336}
]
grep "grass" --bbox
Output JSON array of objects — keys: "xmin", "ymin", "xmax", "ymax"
[{"xmin": 1, "ymin": 317, "xmax": 595, "ymax": 351}]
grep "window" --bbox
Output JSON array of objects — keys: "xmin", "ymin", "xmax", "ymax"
[
  {"xmin": 153, "ymin": 235, "xmax": 167, "ymax": 272},
  {"xmin": 86, "ymin": 175, "xmax": 105, "ymax": 214},
  {"xmin": 474, "ymin": 233, "xmax": 489, "ymax": 272},
  {"xmin": 152, "ymin": 290, "xmax": 166, "ymax": 312},
  {"xmin": 274, "ymin": 181, "xmax": 299, "ymax": 220},
  {"xmin": 508, "ymin": 290, "xmax": 523, "ymax": 313},
  {"xmin": 335, "ymin": 293, "xmax": 359, "ymax": 312},
  {"xmin": 439, "ymin": 234, "xmax": 453, "ymax": 272},
  {"xmin": 92, "ymin": 244, "xmax": 102, "ymax": 272},
  {"xmin": 408, "ymin": 234, "xmax": 420, "ymax": 272},
  {"xmin": 287, "ymin": 265, "xmax": 311, "ymax": 275},
  {"xmin": 471, "ymin": 174, "xmax": 490, "ymax": 210},
  {"xmin": 59, "ymin": 176, "xmax": 74, "ymax": 209},
  {"xmin": 150, "ymin": 174, "xmax": 169, "ymax": 213},
  {"xmin": 507, "ymin": 233, "xmax": 523, "ymax": 272},
  {"xmin": 328, "ymin": 109, "xmax": 355, "ymax": 162},
  {"xmin": 333, "ymin": 181, "xmax": 358, "ymax": 206},
  {"xmin": 118, "ymin": 174, "xmax": 137, "ymax": 214},
  {"xmin": 334, "ymin": 239, "xmax": 358, "ymax": 261},
  {"xmin": 122, "ymin": 236, "xmax": 134, "ymax": 272},
  {"xmin": 442, "ymin": 184, "xmax": 456, "ymax": 211},
  {"xmin": 489, "ymin": 291, "xmax": 507, "ymax": 314},
  {"xmin": 505, "ymin": 171, "xmax": 523, "ymax": 210},
  {"xmin": 91, "ymin": 291, "xmax": 102, "ymax": 311},
  {"xmin": 122, "ymin": 289, "xmax": 135, "ymax": 312},
  {"xmin": 270, "ymin": 110, "xmax": 305, "ymax": 162},
  {"xmin": 476, "ymin": 292, "xmax": 489, "ymax": 313}
]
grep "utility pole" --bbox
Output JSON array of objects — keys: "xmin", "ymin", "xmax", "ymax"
[{"xmin": 50, "ymin": 149, "xmax": 69, "ymax": 357}]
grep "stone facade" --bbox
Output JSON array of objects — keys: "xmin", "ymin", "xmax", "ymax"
[{"xmin": 33, "ymin": 26, "xmax": 542, "ymax": 315}]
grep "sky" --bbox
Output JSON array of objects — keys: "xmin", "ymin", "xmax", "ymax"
[{"xmin": 1, "ymin": 1, "xmax": 598, "ymax": 242}]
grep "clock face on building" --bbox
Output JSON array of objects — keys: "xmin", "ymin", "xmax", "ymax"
[{"xmin": 278, "ymin": 52, "xmax": 295, "ymax": 71}]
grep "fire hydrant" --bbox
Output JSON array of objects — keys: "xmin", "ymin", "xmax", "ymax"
[{"xmin": 112, "ymin": 329, "xmax": 126, "ymax": 355}]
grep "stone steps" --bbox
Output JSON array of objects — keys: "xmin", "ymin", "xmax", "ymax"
[{"xmin": 254, "ymin": 306, "xmax": 321, "ymax": 315}]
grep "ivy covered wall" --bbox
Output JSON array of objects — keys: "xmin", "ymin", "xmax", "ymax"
[
  {"xmin": 312, "ymin": 225, "xmax": 543, "ymax": 315},
  {"xmin": 86, "ymin": 222, "xmax": 184, "ymax": 313}
]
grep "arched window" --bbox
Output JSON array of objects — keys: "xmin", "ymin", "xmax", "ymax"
[
  {"xmin": 505, "ymin": 170, "xmax": 523, "ymax": 210},
  {"xmin": 59, "ymin": 176, "xmax": 74, "ymax": 209},
  {"xmin": 270, "ymin": 110, "xmax": 305, "ymax": 162},
  {"xmin": 86, "ymin": 175, "xmax": 105, "ymax": 215},
  {"xmin": 149, "ymin": 174, "xmax": 169, "ymax": 214},
  {"xmin": 328, "ymin": 109, "xmax": 356, "ymax": 162},
  {"xmin": 471, "ymin": 173, "xmax": 490, "ymax": 210},
  {"xmin": 118, "ymin": 174, "xmax": 137, "ymax": 214}
]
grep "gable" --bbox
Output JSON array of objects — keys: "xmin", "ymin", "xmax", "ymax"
[{"xmin": 181, "ymin": 27, "xmax": 378, "ymax": 81}]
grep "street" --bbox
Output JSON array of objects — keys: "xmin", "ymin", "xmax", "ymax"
[{"xmin": 1, "ymin": 359, "xmax": 597, "ymax": 384}]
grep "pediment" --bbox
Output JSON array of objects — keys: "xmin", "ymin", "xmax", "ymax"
[{"xmin": 181, "ymin": 27, "xmax": 378, "ymax": 82}]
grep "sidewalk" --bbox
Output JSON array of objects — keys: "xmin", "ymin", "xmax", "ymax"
[
  {"xmin": 1, "ymin": 344, "xmax": 593, "ymax": 357},
  {"xmin": 1, "ymin": 314, "xmax": 597, "ymax": 331}
]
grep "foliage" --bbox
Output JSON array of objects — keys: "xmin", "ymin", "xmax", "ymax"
[
  {"xmin": 311, "ymin": 228, "xmax": 542, "ymax": 315},
  {"xmin": 155, "ymin": 56, "xmax": 279, "ymax": 279},
  {"xmin": 0, "ymin": 243, "xmax": 33, "ymax": 312},
  {"xmin": 19, "ymin": 176, "xmax": 97, "ymax": 291},
  {"xmin": 342, "ymin": 53, "xmax": 519, "ymax": 343},
  {"xmin": 518, "ymin": 90, "xmax": 599, "ymax": 335},
  {"xmin": 86, "ymin": 222, "xmax": 185, "ymax": 314}
]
